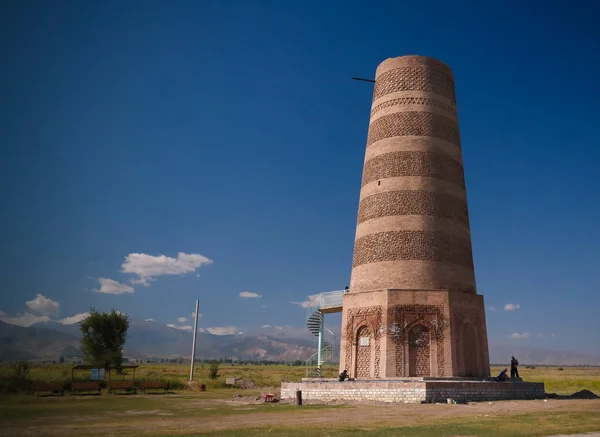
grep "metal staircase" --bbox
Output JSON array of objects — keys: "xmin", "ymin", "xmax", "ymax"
[
  {"xmin": 307, "ymin": 310, "xmax": 323, "ymax": 337},
  {"xmin": 304, "ymin": 289, "xmax": 346, "ymax": 377},
  {"xmin": 305, "ymin": 341, "xmax": 334, "ymax": 377}
]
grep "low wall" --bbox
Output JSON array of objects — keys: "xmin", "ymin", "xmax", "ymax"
[{"xmin": 281, "ymin": 379, "xmax": 545, "ymax": 404}]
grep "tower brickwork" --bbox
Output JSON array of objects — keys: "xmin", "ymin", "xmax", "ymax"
[{"xmin": 340, "ymin": 55, "xmax": 490, "ymax": 379}]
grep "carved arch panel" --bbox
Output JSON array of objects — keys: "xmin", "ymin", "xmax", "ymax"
[
  {"xmin": 355, "ymin": 325, "xmax": 372, "ymax": 378},
  {"xmin": 408, "ymin": 324, "xmax": 431, "ymax": 376}
]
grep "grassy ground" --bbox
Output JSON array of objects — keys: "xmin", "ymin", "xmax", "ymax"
[
  {"xmin": 0, "ymin": 394, "xmax": 598, "ymax": 436},
  {"xmin": 0, "ymin": 362, "xmax": 340, "ymax": 391},
  {"xmin": 1, "ymin": 364, "xmax": 599, "ymax": 435},
  {"xmin": 2, "ymin": 363, "xmax": 599, "ymax": 395}
]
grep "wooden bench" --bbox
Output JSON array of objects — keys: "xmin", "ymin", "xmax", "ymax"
[
  {"xmin": 71, "ymin": 381, "xmax": 101, "ymax": 395},
  {"xmin": 140, "ymin": 380, "xmax": 169, "ymax": 394},
  {"xmin": 33, "ymin": 382, "xmax": 64, "ymax": 396},
  {"xmin": 108, "ymin": 380, "xmax": 137, "ymax": 395}
]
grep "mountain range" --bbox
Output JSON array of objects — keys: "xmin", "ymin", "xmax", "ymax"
[
  {"xmin": 0, "ymin": 318, "xmax": 317, "ymax": 362},
  {"xmin": 1, "ymin": 318, "xmax": 599, "ymax": 366}
]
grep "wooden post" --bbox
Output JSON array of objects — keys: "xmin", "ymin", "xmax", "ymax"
[{"xmin": 295, "ymin": 389, "xmax": 302, "ymax": 406}]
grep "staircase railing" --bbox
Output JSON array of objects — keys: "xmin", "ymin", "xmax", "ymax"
[
  {"xmin": 305, "ymin": 340, "xmax": 335, "ymax": 377},
  {"xmin": 304, "ymin": 289, "xmax": 345, "ymax": 377}
]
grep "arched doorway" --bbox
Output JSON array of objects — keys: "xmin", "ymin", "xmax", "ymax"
[
  {"xmin": 462, "ymin": 323, "xmax": 478, "ymax": 377},
  {"xmin": 408, "ymin": 324, "xmax": 430, "ymax": 377},
  {"xmin": 355, "ymin": 326, "xmax": 372, "ymax": 378}
]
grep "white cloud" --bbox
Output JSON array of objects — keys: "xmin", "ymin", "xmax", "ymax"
[
  {"xmin": 504, "ymin": 303, "xmax": 521, "ymax": 311},
  {"xmin": 509, "ymin": 332, "xmax": 530, "ymax": 339},
  {"xmin": 178, "ymin": 317, "xmax": 187, "ymax": 323},
  {"xmin": 205, "ymin": 326, "xmax": 238, "ymax": 336},
  {"xmin": 191, "ymin": 312, "xmax": 203, "ymax": 318},
  {"xmin": 262, "ymin": 324, "xmax": 271, "ymax": 328},
  {"xmin": 196, "ymin": 274, "xmax": 200, "ymax": 278},
  {"xmin": 144, "ymin": 318, "xmax": 155, "ymax": 322},
  {"xmin": 26, "ymin": 294, "xmax": 60, "ymax": 315},
  {"xmin": 536, "ymin": 333, "xmax": 546, "ymax": 338},
  {"xmin": 291, "ymin": 294, "xmax": 320, "ymax": 308},
  {"xmin": 167, "ymin": 323, "xmax": 193, "ymax": 332},
  {"xmin": 239, "ymin": 291, "xmax": 262, "ymax": 299},
  {"xmin": 130, "ymin": 277, "xmax": 156, "ymax": 287},
  {"xmin": 94, "ymin": 277, "xmax": 135, "ymax": 295},
  {"xmin": 487, "ymin": 306, "xmax": 496, "ymax": 312},
  {"xmin": 58, "ymin": 312, "xmax": 89, "ymax": 325},
  {"xmin": 550, "ymin": 333, "xmax": 556, "ymax": 338},
  {"xmin": 121, "ymin": 252, "xmax": 212, "ymax": 286},
  {"xmin": 0, "ymin": 312, "xmax": 50, "ymax": 327}
]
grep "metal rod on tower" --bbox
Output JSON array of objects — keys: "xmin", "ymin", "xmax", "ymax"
[
  {"xmin": 351, "ymin": 77, "xmax": 376, "ymax": 83},
  {"xmin": 189, "ymin": 299, "xmax": 200, "ymax": 381}
]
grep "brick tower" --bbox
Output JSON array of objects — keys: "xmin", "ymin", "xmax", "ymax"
[{"xmin": 340, "ymin": 55, "xmax": 490, "ymax": 379}]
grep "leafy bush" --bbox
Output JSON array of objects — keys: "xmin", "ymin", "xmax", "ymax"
[
  {"xmin": 13, "ymin": 361, "xmax": 31, "ymax": 379},
  {"xmin": 558, "ymin": 367, "xmax": 564, "ymax": 371},
  {"xmin": 0, "ymin": 361, "xmax": 33, "ymax": 394},
  {"xmin": 208, "ymin": 361, "xmax": 220, "ymax": 380}
]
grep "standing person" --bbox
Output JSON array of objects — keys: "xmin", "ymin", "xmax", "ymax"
[{"xmin": 510, "ymin": 356, "xmax": 520, "ymax": 378}]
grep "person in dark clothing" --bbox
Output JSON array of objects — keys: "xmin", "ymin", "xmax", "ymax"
[
  {"xmin": 496, "ymin": 368, "xmax": 509, "ymax": 381},
  {"xmin": 339, "ymin": 369, "xmax": 349, "ymax": 381},
  {"xmin": 510, "ymin": 356, "xmax": 520, "ymax": 378}
]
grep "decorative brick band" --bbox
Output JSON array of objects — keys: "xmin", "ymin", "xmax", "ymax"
[
  {"xmin": 352, "ymin": 230, "xmax": 474, "ymax": 269},
  {"xmin": 357, "ymin": 190, "xmax": 469, "ymax": 224},
  {"xmin": 367, "ymin": 111, "xmax": 461, "ymax": 148},
  {"xmin": 371, "ymin": 97, "xmax": 458, "ymax": 118},
  {"xmin": 376, "ymin": 56, "xmax": 454, "ymax": 78},
  {"xmin": 361, "ymin": 151, "xmax": 465, "ymax": 188},
  {"xmin": 373, "ymin": 67, "xmax": 456, "ymax": 102}
]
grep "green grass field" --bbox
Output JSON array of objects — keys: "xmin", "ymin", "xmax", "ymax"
[
  {"xmin": 3, "ymin": 363, "xmax": 599, "ymax": 394},
  {"xmin": 0, "ymin": 363, "xmax": 599, "ymax": 436}
]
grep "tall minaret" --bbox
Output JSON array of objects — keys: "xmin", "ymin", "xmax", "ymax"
[{"xmin": 340, "ymin": 55, "xmax": 490, "ymax": 379}]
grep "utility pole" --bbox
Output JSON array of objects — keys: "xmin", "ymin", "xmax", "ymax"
[{"xmin": 189, "ymin": 299, "xmax": 200, "ymax": 381}]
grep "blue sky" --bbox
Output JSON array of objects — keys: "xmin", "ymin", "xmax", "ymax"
[{"xmin": 1, "ymin": 1, "xmax": 599, "ymax": 352}]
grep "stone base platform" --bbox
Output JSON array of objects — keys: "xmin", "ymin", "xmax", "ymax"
[{"xmin": 281, "ymin": 378, "xmax": 545, "ymax": 404}]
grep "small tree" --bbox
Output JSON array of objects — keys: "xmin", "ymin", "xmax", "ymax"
[
  {"xmin": 12, "ymin": 361, "xmax": 31, "ymax": 379},
  {"xmin": 80, "ymin": 308, "xmax": 130, "ymax": 369},
  {"xmin": 208, "ymin": 361, "xmax": 220, "ymax": 380}
]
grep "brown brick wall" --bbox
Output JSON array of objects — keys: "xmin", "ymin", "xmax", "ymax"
[
  {"xmin": 357, "ymin": 190, "xmax": 469, "ymax": 224},
  {"xmin": 361, "ymin": 151, "xmax": 465, "ymax": 188},
  {"xmin": 373, "ymin": 66, "xmax": 456, "ymax": 102},
  {"xmin": 366, "ymin": 111, "xmax": 461, "ymax": 148},
  {"xmin": 371, "ymin": 96, "xmax": 458, "ymax": 118},
  {"xmin": 462, "ymin": 323, "xmax": 478, "ymax": 377},
  {"xmin": 352, "ymin": 230, "xmax": 474, "ymax": 269}
]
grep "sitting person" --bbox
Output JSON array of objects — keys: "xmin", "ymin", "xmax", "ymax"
[
  {"xmin": 339, "ymin": 369, "xmax": 349, "ymax": 381},
  {"xmin": 496, "ymin": 368, "xmax": 509, "ymax": 381}
]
